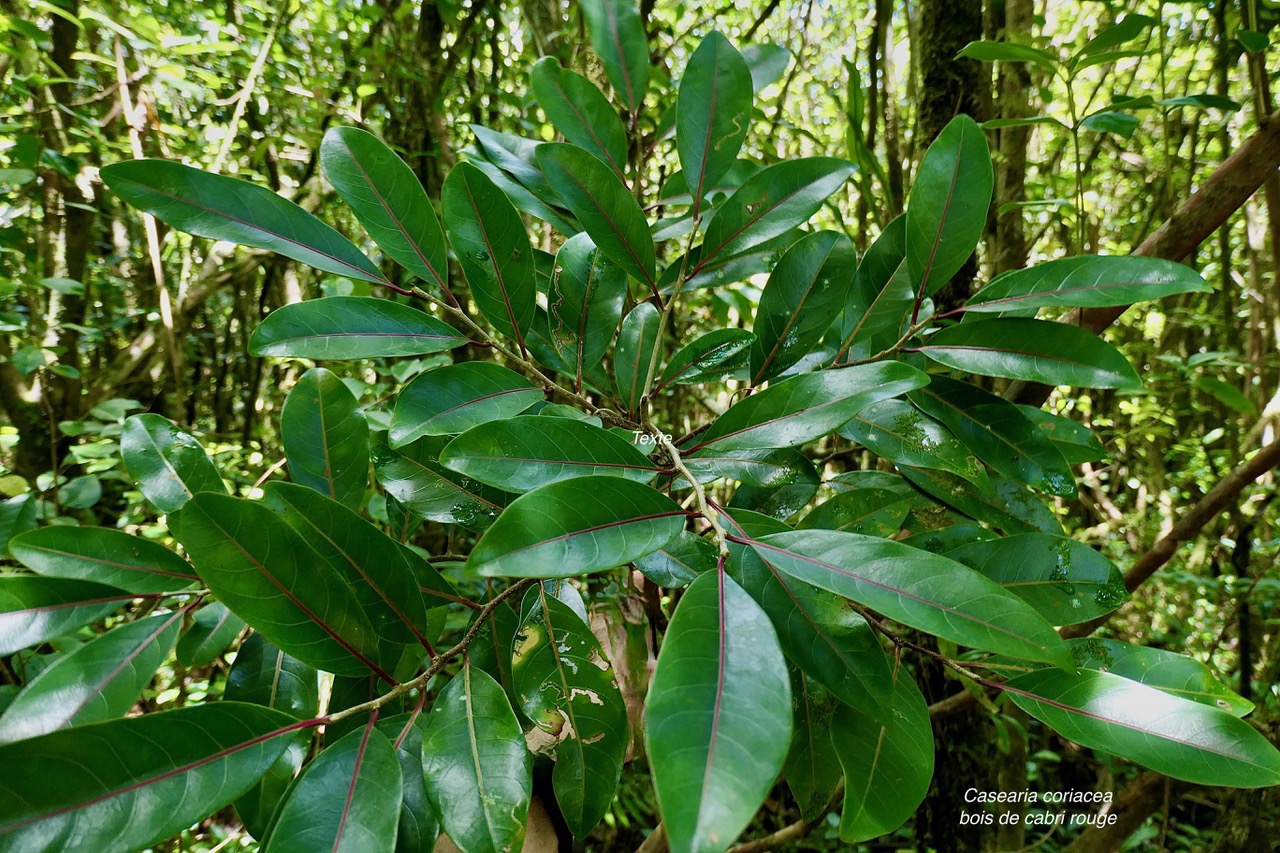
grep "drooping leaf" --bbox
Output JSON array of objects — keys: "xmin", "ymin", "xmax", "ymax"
[
  {"xmin": 466, "ymin": 477, "xmax": 685, "ymax": 578},
  {"xmin": 838, "ymin": 398, "xmax": 987, "ymax": 486},
  {"xmin": 580, "ymin": 0, "xmax": 649, "ymax": 112},
  {"xmin": 375, "ymin": 713, "xmax": 440, "ymax": 853},
  {"xmin": 441, "ymin": 416, "xmax": 661, "ymax": 492},
  {"xmin": 101, "ymin": 160, "xmax": 388, "ymax": 285},
  {"xmin": 692, "ymin": 361, "xmax": 927, "ymax": 453},
  {"xmin": 1004, "ymin": 669, "xmax": 1280, "ymax": 787},
  {"xmin": 659, "ymin": 329, "xmax": 754, "ymax": 388},
  {"xmin": 0, "ymin": 611, "xmax": 181, "ymax": 744},
  {"xmin": 442, "ymin": 162, "xmax": 538, "ymax": 352},
  {"xmin": 646, "ymin": 570, "xmax": 792, "ymax": 853},
  {"xmin": 321, "ymin": 126, "xmax": 449, "ymax": 292},
  {"xmin": 783, "ymin": 674, "xmax": 843, "ymax": 821},
  {"xmin": 746, "ymin": 529, "xmax": 1073, "ymax": 666},
  {"xmin": 900, "ymin": 466, "xmax": 1063, "ymax": 535},
  {"xmin": 421, "ymin": 664, "xmax": 532, "ymax": 853},
  {"xmin": 963, "ymin": 255, "xmax": 1210, "ymax": 313},
  {"xmin": 920, "ymin": 318, "xmax": 1143, "ymax": 390},
  {"xmin": 834, "ymin": 664, "xmax": 933, "ymax": 843},
  {"xmin": 1073, "ymin": 14, "xmax": 1156, "ymax": 64},
  {"xmin": 512, "ymin": 589, "xmax": 628, "ymax": 836},
  {"xmin": 956, "ymin": 40, "xmax": 1059, "ymax": 71},
  {"xmin": 530, "ymin": 57, "xmax": 628, "ymax": 177},
  {"xmin": 614, "ymin": 301, "xmax": 661, "ymax": 413},
  {"xmin": 281, "ymin": 367, "xmax": 369, "ymax": 511},
  {"xmin": 262, "ymin": 722, "xmax": 402, "ymax": 853},
  {"xmin": 390, "ymin": 363, "xmax": 542, "ymax": 447},
  {"xmin": 1067, "ymin": 639, "xmax": 1254, "ymax": 717},
  {"xmin": 0, "ymin": 576, "xmax": 131, "ymax": 656},
  {"xmin": 250, "ymin": 297, "xmax": 469, "ymax": 359},
  {"xmin": 547, "ymin": 233, "xmax": 628, "ymax": 388},
  {"xmin": 373, "ymin": 433, "xmax": 509, "ymax": 531},
  {"xmin": 750, "ymin": 231, "xmax": 856, "ymax": 384},
  {"xmin": 834, "ymin": 215, "xmax": 915, "ymax": 364},
  {"xmin": 175, "ymin": 601, "xmax": 246, "ymax": 667},
  {"xmin": 904, "ymin": 115, "xmax": 993, "ymax": 297},
  {"xmin": 121, "ymin": 414, "xmax": 226, "ymax": 513},
  {"xmin": 0, "ymin": 703, "xmax": 303, "ymax": 853},
  {"xmin": 9, "ymin": 526, "xmax": 199, "ymax": 594},
  {"xmin": 537, "ymin": 144, "xmax": 657, "ymax": 293},
  {"xmin": 171, "ymin": 493, "xmax": 388, "ymax": 680},
  {"xmin": 634, "ymin": 530, "xmax": 716, "ymax": 588},
  {"xmin": 677, "ymin": 31, "xmax": 753, "ymax": 216}
]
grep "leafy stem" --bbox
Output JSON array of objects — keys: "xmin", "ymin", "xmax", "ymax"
[{"xmin": 653, "ymin": 428, "xmax": 730, "ymax": 558}]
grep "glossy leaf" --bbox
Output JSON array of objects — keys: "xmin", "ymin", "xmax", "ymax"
[
  {"xmin": 171, "ymin": 493, "xmax": 387, "ymax": 680},
  {"xmin": 748, "ymin": 530, "xmax": 1073, "ymax": 666},
  {"xmin": 834, "ymin": 215, "xmax": 915, "ymax": 364},
  {"xmin": 530, "ymin": 58, "xmax": 628, "ymax": 177},
  {"xmin": 441, "ymin": 416, "xmax": 661, "ymax": 492},
  {"xmin": 262, "ymin": 722, "xmax": 402, "ymax": 853},
  {"xmin": 226, "ymin": 633, "xmax": 320, "ymax": 720},
  {"xmin": 538, "ymin": 143, "xmax": 656, "ymax": 292},
  {"xmin": 580, "ymin": 0, "xmax": 649, "ymax": 112},
  {"xmin": 9, "ymin": 526, "xmax": 198, "ymax": 594},
  {"xmin": 799, "ymin": 488, "xmax": 914, "ymax": 538},
  {"xmin": 740, "ymin": 43, "xmax": 791, "ymax": 92},
  {"xmin": 615, "ymin": 301, "xmax": 661, "ymax": 413},
  {"xmin": 101, "ymin": 160, "xmax": 387, "ymax": 285},
  {"xmin": 905, "ymin": 115, "xmax": 993, "ymax": 297},
  {"xmin": 466, "ymin": 477, "xmax": 685, "ymax": 578},
  {"xmin": 0, "ymin": 703, "xmax": 302, "ymax": 853},
  {"xmin": 512, "ymin": 589, "xmax": 628, "ymax": 836},
  {"xmin": 646, "ymin": 570, "xmax": 792, "ymax": 853},
  {"xmin": 677, "ymin": 31, "xmax": 752, "ymax": 216},
  {"xmin": 750, "ymin": 231, "xmax": 855, "ymax": 384},
  {"xmin": 373, "ymin": 434, "xmax": 509, "ymax": 531},
  {"xmin": 692, "ymin": 361, "xmax": 927, "ymax": 453},
  {"xmin": 321, "ymin": 126, "xmax": 449, "ymax": 291},
  {"xmin": 121, "ymin": 414, "xmax": 226, "ymax": 513},
  {"xmin": 175, "ymin": 601, "xmax": 245, "ymax": 667},
  {"xmin": 696, "ymin": 158, "xmax": 856, "ymax": 267},
  {"xmin": 0, "ymin": 495, "xmax": 37, "ymax": 556},
  {"xmin": 634, "ymin": 530, "xmax": 716, "ymax": 588},
  {"xmin": 949, "ymin": 534, "xmax": 1128, "ymax": 626},
  {"xmin": 1068, "ymin": 639, "xmax": 1254, "ymax": 716},
  {"xmin": 725, "ymin": 450, "xmax": 819, "ymax": 521},
  {"xmin": 0, "ymin": 611, "xmax": 181, "ymax": 744},
  {"xmin": 659, "ymin": 328, "xmax": 754, "ymax": 388},
  {"xmin": 376, "ymin": 714, "xmax": 440, "ymax": 853},
  {"xmin": 1018, "ymin": 406, "xmax": 1108, "ymax": 464},
  {"xmin": 956, "ymin": 40, "xmax": 1058, "ymax": 71},
  {"xmin": 920, "ymin": 318, "xmax": 1143, "ymax": 390},
  {"xmin": 964, "ymin": 255, "xmax": 1210, "ymax": 313},
  {"xmin": 442, "ymin": 162, "xmax": 538, "ymax": 351},
  {"xmin": 838, "ymin": 398, "xmax": 987, "ymax": 486},
  {"xmin": 0, "ymin": 576, "xmax": 131, "ymax": 656},
  {"xmin": 834, "ymin": 664, "xmax": 933, "ymax": 843},
  {"xmin": 783, "ymin": 674, "xmax": 843, "ymax": 821},
  {"xmin": 281, "ymin": 367, "xmax": 369, "ymax": 511},
  {"xmin": 421, "ymin": 663, "xmax": 532, "ymax": 853},
  {"xmin": 900, "ymin": 466, "xmax": 1063, "ymax": 535},
  {"xmin": 548, "ymin": 233, "xmax": 628, "ymax": 387},
  {"xmin": 1004, "ymin": 669, "xmax": 1280, "ymax": 787},
  {"xmin": 250, "ymin": 297, "xmax": 468, "ymax": 359},
  {"xmin": 390, "ymin": 362, "xmax": 542, "ymax": 447}
]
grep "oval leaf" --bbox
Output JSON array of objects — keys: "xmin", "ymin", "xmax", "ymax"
[
  {"xmin": 250, "ymin": 297, "xmax": 469, "ymax": 359},
  {"xmin": 964, "ymin": 255, "xmax": 1210, "ymax": 313},
  {"xmin": 391, "ymin": 362, "xmax": 542, "ymax": 447},
  {"xmin": 580, "ymin": 0, "xmax": 649, "ymax": 112},
  {"xmin": 9, "ymin": 526, "xmax": 198, "ymax": 594},
  {"xmin": 1068, "ymin": 639, "xmax": 1254, "ymax": 716},
  {"xmin": 677, "ymin": 31, "xmax": 753, "ymax": 215},
  {"xmin": 614, "ymin": 301, "xmax": 661, "ymax": 413},
  {"xmin": 659, "ymin": 328, "xmax": 754, "ymax": 388},
  {"xmin": 0, "ymin": 576, "xmax": 132, "ymax": 656},
  {"xmin": 121, "ymin": 414, "xmax": 226, "ymax": 514},
  {"xmin": 838, "ymin": 398, "xmax": 987, "ymax": 486},
  {"xmin": 548, "ymin": 233, "xmax": 628, "ymax": 388},
  {"xmin": 531, "ymin": 57, "xmax": 628, "ymax": 178},
  {"xmin": 372, "ymin": 434, "xmax": 509, "ymax": 531},
  {"xmin": 281, "ymin": 367, "xmax": 370, "ymax": 511}
]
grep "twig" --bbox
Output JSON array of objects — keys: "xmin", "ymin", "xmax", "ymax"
[
  {"xmin": 727, "ymin": 781, "xmax": 846, "ymax": 853},
  {"xmin": 655, "ymin": 431, "xmax": 730, "ymax": 558}
]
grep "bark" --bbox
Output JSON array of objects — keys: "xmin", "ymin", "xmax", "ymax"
[
  {"xmin": 990, "ymin": 0, "xmax": 1034, "ymax": 275},
  {"xmin": 1060, "ymin": 773, "xmax": 1191, "ymax": 853}
]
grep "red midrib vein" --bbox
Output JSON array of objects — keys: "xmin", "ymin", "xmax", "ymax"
[
  {"xmin": 347, "ymin": 152, "xmax": 447, "ymax": 288},
  {"xmin": 332, "ymin": 715, "xmax": 377, "ymax": 853},
  {"xmin": 23, "ymin": 546, "xmax": 197, "ymax": 580},
  {"xmin": 698, "ymin": 567, "xmax": 731, "ymax": 819}
]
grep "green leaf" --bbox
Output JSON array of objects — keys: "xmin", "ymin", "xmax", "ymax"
[
  {"xmin": 171, "ymin": 493, "xmax": 389, "ymax": 680},
  {"xmin": 1159, "ymin": 94, "xmax": 1242, "ymax": 111},
  {"xmin": 121, "ymin": 414, "xmax": 226, "ymax": 513},
  {"xmin": 1018, "ymin": 406, "xmax": 1108, "ymax": 464},
  {"xmin": 262, "ymin": 482, "xmax": 434, "ymax": 655},
  {"xmin": 175, "ymin": 601, "xmax": 246, "ymax": 667},
  {"xmin": 537, "ymin": 143, "xmax": 657, "ymax": 293},
  {"xmin": 692, "ymin": 362, "xmax": 927, "ymax": 453},
  {"xmin": 1080, "ymin": 110, "xmax": 1141, "ymax": 138},
  {"xmin": 659, "ymin": 328, "xmax": 754, "ymax": 388},
  {"xmin": 900, "ymin": 466, "xmax": 1063, "ymax": 535},
  {"xmin": 920, "ymin": 317, "xmax": 1142, "ymax": 390},
  {"xmin": 421, "ymin": 663, "xmax": 532, "ymax": 853},
  {"xmin": 375, "ymin": 714, "xmax": 440, "ymax": 853},
  {"xmin": 696, "ymin": 158, "xmax": 856, "ymax": 268},
  {"xmin": 281, "ymin": 367, "xmax": 369, "ymax": 511},
  {"xmin": 979, "ymin": 115, "xmax": 1066, "ymax": 130},
  {"xmin": 0, "ymin": 611, "xmax": 181, "ymax": 744},
  {"xmin": 466, "ymin": 476, "xmax": 685, "ymax": 578},
  {"xmin": 1004, "ymin": 669, "xmax": 1280, "ymax": 787},
  {"xmin": 320, "ymin": 127, "xmax": 450, "ymax": 292},
  {"xmin": 614, "ymin": 301, "xmax": 661, "ymax": 413},
  {"xmin": 905, "ymin": 115, "xmax": 993, "ymax": 298},
  {"xmin": 838, "ymin": 399, "xmax": 987, "ymax": 486},
  {"xmin": 750, "ymin": 231, "xmax": 855, "ymax": 384},
  {"xmin": 1074, "ymin": 14, "xmax": 1156, "ymax": 63},
  {"xmin": 964, "ymin": 255, "xmax": 1210, "ymax": 313},
  {"xmin": 442, "ymin": 162, "xmax": 538, "ymax": 353},
  {"xmin": 101, "ymin": 160, "xmax": 388, "ymax": 285},
  {"xmin": 1068, "ymin": 639, "xmax": 1253, "ymax": 717},
  {"xmin": 949, "ymin": 533, "xmax": 1128, "ymax": 626},
  {"xmin": 1238, "ymin": 29, "xmax": 1269, "ymax": 54},
  {"xmin": 0, "ymin": 576, "xmax": 132, "ymax": 655},
  {"xmin": 531, "ymin": 57, "xmax": 628, "ymax": 178},
  {"xmin": 634, "ymin": 530, "xmax": 716, "ymax": 587},
  {"xmin": 783, "ymin": 674, "xmax": 843, "ymax": 821},
  {"xmin": 513, "ymin": 588, "xmax": 628, "ymax": 836},
  {"xmin": 250, "ymin": 297, "xmax": 468, "ymax": 359},
  {"xmin": 262, "ymin": 722, "xmax": 402, "ymax": 853},
  {"xmin": 747, "ymin": 530, "xmax": 1073, "ymax": 666},
  {"xmin": 548, "ymin": 233, "xmax": 628, "ymax": 387},
  {"xmin": 726, "ymin": 450, "xmax": 819, "ymax": 521},
  {"xmin": 799, "ymin": 488, "xmax": 914, "ymax": 538},
  {"xmin": 0, "ymin": 495, "xmax": 38, "ymax": 557},
  {"xmin": 646, "ymin": 570, "xmax": 792, "ymax": 853},
  {"xmin": 10, "ymin": 526, "xmax": 199, "ymax": 593},
  {"xmin": 740, "ymin": 43, "xmax": 791, "ymax": 92},
  {"xmin": 957, "ymin": 40, "xmax": 1058, "ymax": 72},
  {"xmin": 390, "ymin": 362, "xmax": 542, "ymax": 447},
  {"xmin": 0, "ymin": 703, "xmax": 303, "ymax": 853},
  {"xmin": 677, "ymin": 31, "xmax": 753, "ymax": 216},
  {"xmin": 441, "ymin": 416, "xmax": 661, "ymax": 492},
  {"xmin": 580, "ymin": 0, "xmax": 649, "ymax": 112},
  {"xmin": 834, "ymin": 665, "xmax": 933, "ymax": 843},
  {"xmin": 226, "ymin": 632, "xmax": 321, "ymax": 720},
  {"xmin": 372, "ymin": 434, "xmax": 509, "ymax": 531},
  {"xmin": 835, "ymin": 215, "xmax": 915, "ymax": 364}
]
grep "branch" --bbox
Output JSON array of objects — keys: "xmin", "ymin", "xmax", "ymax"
[{"xmin": 726, "ymin": 782, "xmax": 845, "ymax": 853}]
